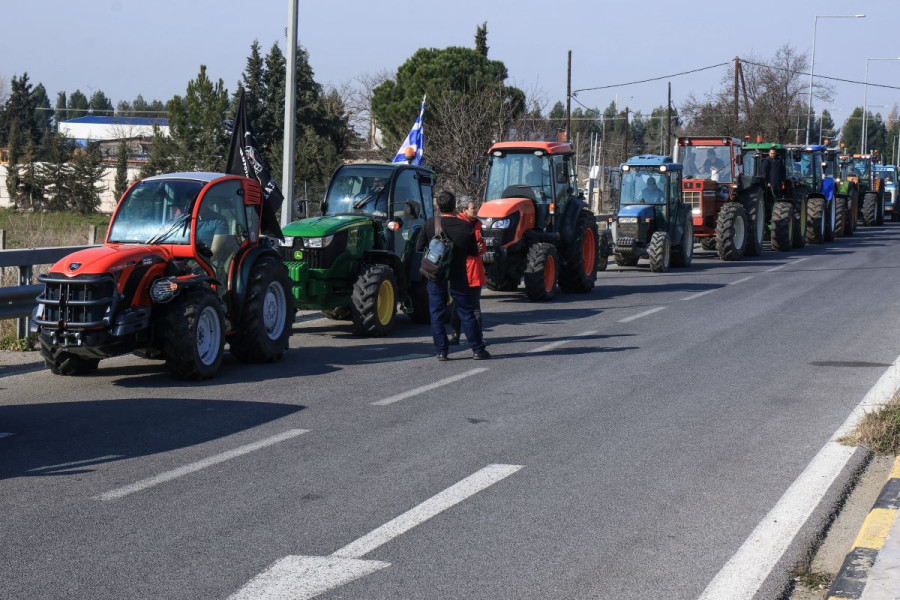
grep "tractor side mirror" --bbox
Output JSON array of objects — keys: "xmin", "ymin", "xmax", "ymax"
[{"xmin": 470, "ymin": 164, "xmax": 482, "ymax": 184}]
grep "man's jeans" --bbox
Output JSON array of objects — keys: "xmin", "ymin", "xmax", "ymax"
[{"xmin": 426, "ymin": 278, "xmax": 485, "ymax": 354}]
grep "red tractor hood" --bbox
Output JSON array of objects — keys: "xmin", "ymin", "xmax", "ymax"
[{"xmin": 50, "ymin": 244, "xmax": 171, "ymax": 277}]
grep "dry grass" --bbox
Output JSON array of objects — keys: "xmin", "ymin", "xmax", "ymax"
[{"xmin": 838, "ymin": 394, "xmax": 900, "ymax": 455}]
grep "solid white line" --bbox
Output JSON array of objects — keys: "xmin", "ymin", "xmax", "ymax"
[
  {"xmin": 765, "ymin": 257, "xmax": 810, "ymax": 272},
  {"xmin": 729, "ymin": 276, "xmax": 755, "ymax": 286},
  {"xmin": 698, "ymin": 354, "xmax": 900, "ymax": 599},
  {"xmin": 528, "ymin": 330, "xmax": 598, "ymax": 353},
  {"xmin": 94, "ymin": 429, "xmax": 309, "ymax": 501},
  {"xmin": 29, "ymin": 454, "xmax": 122, "ymax": 472},
  {"xmin": 228, "ymin": 556, "xmax": 390, "ymax": 600},
  {"xmin": 331, "ymin": 463, "xmax": 523, "ymax": 559},
  {"xmin": 371, "ymin": 368, "xmax": 488, "ymax": 406},
  {"xmin": 618, "ymin": 306, "xmax": 666, "ymax": 323},
  {"xmin": 681, "ymin": 289, "xmax": 718, "ymax": 301}
]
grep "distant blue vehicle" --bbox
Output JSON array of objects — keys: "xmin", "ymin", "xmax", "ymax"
[
  {"xmin": 874, "ymin": 165, "xmax": 899, "ymax": 222},
  {"xmin": 610, "ymin": 155, "xmax": 693, "ymax": 272},
  {"xmin": 787, "ymin": 144, "xmax": 836, "ymax": 243}
]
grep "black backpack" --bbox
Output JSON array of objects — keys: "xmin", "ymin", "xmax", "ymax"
[{"xmin": 419, "ymin": 213, "xmax": 453, "ymax": 281}]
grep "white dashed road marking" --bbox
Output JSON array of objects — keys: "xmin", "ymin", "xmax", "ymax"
[
  {"xmin": 371, "ymin": 368, "xmax": 488, "ymax": 406},
  {"xmin": 618, "ymin": 306, "xmax": 666, "ymax": 323},
  {"xmin": 528, "ymin": 330, "xmax": 598, "ymax": 353},
  {"xmin": 681, "ymin": 289, "xmax": 718, "ymax": 301},
  {"xmin": 30, "ymin": 455, "xmax": 123, "ymax": 472},
  {"xmin": 765, "ymin": 256, "xmax": 810, "ymax": 272},
  {"xmin": 729, "ymin": 276, "xmax": 754, "ymax": 285}
]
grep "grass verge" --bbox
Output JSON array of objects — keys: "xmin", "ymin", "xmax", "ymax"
[
  {"xmin": 838, "ymin": 394, "xmax": 900, "ymax": 455},
  {"xmin": 0, "ymin": 333, "xmax": 36, "ymax": 352}
]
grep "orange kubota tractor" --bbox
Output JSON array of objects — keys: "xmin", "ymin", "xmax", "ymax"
[{"xmin": 476, "ymin": 141, "xmax": 603, "ymax": 301}]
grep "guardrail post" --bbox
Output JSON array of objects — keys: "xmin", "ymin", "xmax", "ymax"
[
  {"xmin": 89, "ymin": 226, "xmax": 97, "ymax": 245},
  {"xmin": 17, "ymin": 264, "xmax": 33, "ymax": 339}
]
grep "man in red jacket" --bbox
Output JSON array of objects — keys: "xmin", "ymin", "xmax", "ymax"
[{"xmin": 450, "ymin": 197, "xmax": 485, "ymax": 344}]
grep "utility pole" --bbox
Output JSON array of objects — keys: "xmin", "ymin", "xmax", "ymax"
[
  {"xmin": 733, "ymin": 56, "xmax": 740, "ymax": 134},
  {"xmin": 666, "ymin": 82, "xmax": 672, "ymax": 156},
  {"xmin": 624, "ymin": 107, "xmax": 630, "ymax": 160},
  {"xmin": 281, "ymin": 0, "xmax": 298, "ymax": 228},
  {"xmin": 566, "ymin": 50, "xmax": 572, "ymax": 143}
]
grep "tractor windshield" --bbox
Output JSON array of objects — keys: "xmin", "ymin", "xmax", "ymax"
[
  {"xmin": 851, "ymin": 158, "xmax": 870, "ymax": 180},
  {"xmin": 107, "ymin": 179, "xmax": 204, "ymax": 244},
  {"xmin": 621, "ymin": 169, "xmax": 667, "ymax": 205},
  {"xmin": 485, "ymin": 152, "xmax": 552, "ymax": 202},
  {"xmin": 789, "ymin": 153, "xmax": 816, "ymax": 184},
  {"xmin": 324, "ymin": 166, "xmax": 394, "ymax": 217},
  {"xmin": 680, "ymin": 145, "xmax": 731, "ymax": 182}
]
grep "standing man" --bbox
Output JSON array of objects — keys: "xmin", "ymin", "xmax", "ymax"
[
  {"xmin": 761, "ymin": 148, "xmax": 784, "ymax": 201},
  {"xmin": 416, "ymin": 190, "xmax": 490, "ymax": 361},
  {"xmin": 449, "ymin": 197, "xmax": 486, "ymax": 344}
]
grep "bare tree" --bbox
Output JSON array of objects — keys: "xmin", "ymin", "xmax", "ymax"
[{"xmin": 337, "ymin": 70, "xmax": 393, "ymax": 149}]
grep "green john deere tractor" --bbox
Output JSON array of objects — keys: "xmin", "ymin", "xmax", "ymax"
[
  {"xmin": 840, "ymin": 153, "xmax": 885, "ymax": 226},
  {"xmin": 741, "ymin": 143, "xmax": 810, "ymax": 251},
  {"xmin": 279, "ymin": 162, "xmax": 434, "ymax": 336}
]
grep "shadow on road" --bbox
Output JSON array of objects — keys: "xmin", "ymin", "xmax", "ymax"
[{"xmin": 0, "ymin": 397, "xmax": 304, "ymax": 480}]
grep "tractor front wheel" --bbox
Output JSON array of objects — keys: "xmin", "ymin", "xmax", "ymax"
[
  {"xmin": 524, "ymin": 243, "xmax": 558, "ymax": 301},
  {"xmin": 862, "ymin": 192, "xmax": 878, "ymax": 226},
  {"xmin": 806, "ymin": 197, "xmax": 826, "ymax": 244},
  {"xmin": 771, "ymin": 201, "xmax": 794, "ymax": 251},
  {"xmin": 161, "ymin": 288, "xmax": 225, "ymax": 380},
  {"xmin": 792, "ymin": 197, "xmax": 808, "ymax": 248},
  {"xmin": 671, "ymin": 220, "xmax": 693, "ymax": 268},
  {"xmin": 716, "ymin": 202, "xmax": 747, "ymax": 261},
  {"xmin": 351, "ymin": 264, "xmax": 397, "ymax": 336},
  {"xmin": 648, "ymin": 231, "xmax": 671, "ymax": 273},
  {"xmin": 824, "ymin": 198, "xmax": 836, "ymax": 241},
  {"xmin": 229, "ymin": 258, "xmax": 293, "ymax": 363},
  {"xmin": 745, "ymin": 198, "xmax": 765, "ymax": 257},
  {"xmin": 834, "ymin": 198, "xmax": 847, "ymax": 238}
]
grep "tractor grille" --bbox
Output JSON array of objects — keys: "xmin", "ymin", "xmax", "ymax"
[
  {"xmin": 281, "ymin": 231, "xmax": 348, "ymax": 269},
  {"xmin": 617, "ymin": 222, "xmax": 639, "ymax": 240},
  {"xmin": 35, "ymin": 274, "xmax": 117, "ymax": 328},
  {"xmin": 684, "ymin": 191, "xmax": 702, "ymax": 213}
]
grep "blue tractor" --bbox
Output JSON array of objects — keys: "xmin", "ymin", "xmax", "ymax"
[
  {"xmin": 609, "ymin": 155, "xmax": 693, "ymax": 272},
  {"xmin": 875, "ymin": 164, "xmax": 899, "ymax": 222}
]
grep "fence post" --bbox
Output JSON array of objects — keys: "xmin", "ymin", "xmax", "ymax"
[
  {"xmin": 16, "ymin": 264, "xmax": 33, "ymax": 339},
  {"xmin": 89, "ymin": 225, "xmax": 97, "ymax": 245}
]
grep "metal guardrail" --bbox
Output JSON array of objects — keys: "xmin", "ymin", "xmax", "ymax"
[{"xmin": 0, "ymin": 246, "xmax": 95, "ymax": 337}]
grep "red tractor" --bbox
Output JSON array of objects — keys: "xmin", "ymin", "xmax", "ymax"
[
  {"xmin": 31, "ymin": 172, "xmax": 293, "ymax": 380},
  {"xmin": 476, "ymin": 141, "xmax": 602, "ymax": 301},
  {"xmin": 675, "ymin": 136, "xmax": 766, "ymax": 261}
]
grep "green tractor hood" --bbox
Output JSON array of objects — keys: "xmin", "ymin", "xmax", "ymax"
[{"xmin": 282, "ymin": 215, "xmax": 373, "ymax": 238}]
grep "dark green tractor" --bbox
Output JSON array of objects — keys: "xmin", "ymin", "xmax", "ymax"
[
  {"xmin": 280, "ymin": 163, "xmax": 434, "ymax": 336},
  {"xmin": 786, "ymin": 144, "xmax": 835, "ymax": 244},
  {"xmin": 741, "ymin": 143, "xmax": 809, "ymax": 252},
  {"xmin": 841, "ymin": 153, "xmax": 885, "ymax": 226},
  {"xmin": 825, "ymin": 149, "xmax": 857, "ymax": 236}
]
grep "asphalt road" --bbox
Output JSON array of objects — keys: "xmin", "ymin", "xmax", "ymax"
[{"xmin": 3, "ymin": 223, "xmax": 900, "ymax": 599}]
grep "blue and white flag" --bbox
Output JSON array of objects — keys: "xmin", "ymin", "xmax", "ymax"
[{"xmin": 393, "ymin": 95, "xmax": 425, "ymax": 166}]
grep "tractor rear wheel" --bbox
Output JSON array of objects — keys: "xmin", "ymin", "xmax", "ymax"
[
  {"xmin": 716, "ymin": 202, "xmax": 747, "ymax": 261},
  {"xmin": 40, "ymin": 342, "xmax": 100, "ymax": 376},
  {"xmin": 351, "ymin": 264, "xmax": 398, "ymax": 336},
  {"xmin": 876, "ymin": 193, "xmax": 885, "ymax": 225},
  {"xmin": 833, "ymin": 198, "xmax": 846, "ymax": 238},
  {"xmin": 771, "ymin": 201, "xmax": 794, "ymax": 251},
  {"xmin": 648, "ymin": 231, "xmax": 671, "ymax": 273},
  {"xmin": 614, "ymin": 253, "xmax": 639, "ymax": 267},
  {"xmin": 671, "ymin": 219, "xmax": 693, "ymax": 268},
  {"xmin": 524, "ymin": 243, "xmax": 558, "ymax": 301},
  {"xmin": 700, "ymin": 238, "xmax": 717, "ymax": 251},
  {"xmin": 161, "ymin": 288, "xmax": 225, "ymax": 380},
  {"xmin": 824, "ymin": 198, "xmax": 836, "ymax": 242},
  {"xmin": 845, "ymin": 192, "xmax": 858, "ymax": 235},
  {"xmin": 806, "ymin": 197, "xmax": 826, "ymax": 244},
  {"xmin": 745, "ymin": 198, "xmax": 765, "ymax": 257},
  {"xmin": 229, "ymin": 258, "xmax": 292, "ymax": 363},
  {"xmin": 559, "ymin": 211, "xmax": 599, "ymax": 293},
  {"xmin": 792, "ymin": 197, "xmax": 808, "ymax": 248},
  {"xmin": 862, "ymin": 192, "xmax": 878, "ymax": 226}
]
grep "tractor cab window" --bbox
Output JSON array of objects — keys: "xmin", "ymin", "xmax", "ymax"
[
  {"xmin": 485, "ymin": 151, "xmax": 552, "ymax": 203},
  {"xmin": 851, "ymin": 158, "xmax": 870, "ymax": 181},
  {"xmin": 324, "ymin": 166, "xmax": 394, "ymax": 217},
  {"xmin": 551, "ymin": 155, "xmax": 571, "ymax": 203},
  {"xmin": 621, "ymin": 169, "xmax": 667, "ymax": 205},
  {"xmin": 392, "ymin": 169, "xmax": 425, "ymax": 241},
  {"xmin": 108, "ymin": 179, "xmax": 203, "ymax": 244},
  {"xmin": 794, "ymin": 152, "xmax": 820, "ymax": 186},
  {"xmin": 680, "ymin": 145, "xmax": 731, "ymax": 182},
  {"xmin": 196, "ymin": 180, "xmax": 244, "ymax": 285},
  {"xmin": 823, "ymin": 156, "xmax": 837, "ymax": 178}
]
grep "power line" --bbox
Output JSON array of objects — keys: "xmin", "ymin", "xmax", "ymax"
[
  {"xmin": 572, "ymin": 62, "xmax": 731, "ymax": 95},
  {"xmin": 739, "ymin": 58, "xmax": 900, "ymax": 91}
]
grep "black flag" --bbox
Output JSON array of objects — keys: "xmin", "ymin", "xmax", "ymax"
[{"xmin": 226, "ymin": 90, "xmax": 284, "ymax": 240}]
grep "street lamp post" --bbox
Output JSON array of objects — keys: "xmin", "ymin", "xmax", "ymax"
[
  {"xmin": 806, "ymin": 14, "xmax": 864, "ymax": 146},
  {"xmin": 861, "ymin": 58, "xmax": 900, "ymax": 154}
]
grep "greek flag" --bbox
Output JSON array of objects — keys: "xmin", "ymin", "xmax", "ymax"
[{"xmin": 393, "ymin": 95, "xmax": 425, "ymax": 166}]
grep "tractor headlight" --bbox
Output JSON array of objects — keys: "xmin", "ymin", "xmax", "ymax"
[
  {"xmin": 618, "ymin": 216, "xmax": 638, "ymax": 224},
  {"xmin": 691, "ymin": 208, "xmax": 701, "ymax": 216},
  {"xmin": 491, "ymin": 219, "xmax": 511, "ymax": 229},
  {"xmin": 304, "ymin": 235, "xmax": 335, "ymax": 248},
  {"xmin": 150, "ymin": 277, "xmax": 179, "ymax": 304}
]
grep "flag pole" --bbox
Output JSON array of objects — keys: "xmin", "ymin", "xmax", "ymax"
[{"xmin": 281, "ymin": 0, "xmax": 298, "ymax": 227}]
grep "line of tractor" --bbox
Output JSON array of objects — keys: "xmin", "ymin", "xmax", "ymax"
[{"xmin": 26, "ymin": 138, "xmax": 899, "ymax": 381}]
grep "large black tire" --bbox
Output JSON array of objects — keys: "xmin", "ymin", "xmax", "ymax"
[
  {"xmin": 322, "ymin": 307, "xmax": 351, "ymax": 321},
  {"xmin": 876, "ymin": 192, "xmax": 885, "ymax": 225},
  {"xmin": 806, "ymin": 197, "xmax": 826, "ymax": 244},
  {"xmin": 559, "ymin": 211, "xmax": 599, "ymax": 293},
  {"xmin": 671, "ymin": 219, "xmax": 693, "ymax": 268},
  {"xmin": 844, "ymin": 193, "xmax": 858, "ymax": 236},
  {"xmin": 523, "ymin": 243, "xmax": 558, "ymax": 301},
  {"xmin": 833, "ymin": 198, "xmax": 846, "ymax": 238},
  {"xmin": 792, "ymin": 197, "xmax": 808, "ymax": 249},
  {"xmin": 700, "ymin": 238, "xmax": 717, "ymax": 251},
  {"xmin": 485, "ymin": 273, "xmax": 520, "ymax": 291},
  {"xmin": 614, "ymin": 253, "xmax": 639, "ymax": 267},
  {"xmin": 161, "ymin": 288, "xmax": 225, "ymax": 380},
  {"xmin": 648, "ymin": 231, "xmax": 671, "ymax": 273},
  {"xmin": 771, "ymin": 201, "xmax": 794, "ymax": 252},
  {"xmin": 744, "ymin": 198, "xmax": 765, "ymax": 257},
  {"xmin": 597, "ymin": 231, "xmax": 611, "ymax": 272},
  {"xmin": 229, "ymin": 258, "xmax": 292, "ymax": 363},
  {"xmin": 716, "ymin": 202, "xmax": 748, "ymax": 261},
  {"xmin": 351, "ymin": 264, "xmax": 398, "ymax": 336},
  {"xmin": 40, "ymin": 342, "xmax": 100, "ymax": 376},
  {"xmin": 824, "ymin": 198, "xmax": 836, "ymax": 242},
  {"xmin": 408, "ymin": 280, "xmax": 430, "ymax": 324},
  {"xmin": 862, "ymin": 192, "xmax": 878, "ymax": 226}
]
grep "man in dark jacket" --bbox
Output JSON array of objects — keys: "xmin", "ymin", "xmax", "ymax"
[
  {"xmin": 761, "ymin": 148, "xmax": 784, "ymax": 200},
  {"xmin": 416, "ymin": 190, "xmax": 490, "ymax": 361}
]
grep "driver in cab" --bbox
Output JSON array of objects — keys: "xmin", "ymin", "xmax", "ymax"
[{"xmin": 641, "ymin": 176, "xmax": 665, "ymax": 203}]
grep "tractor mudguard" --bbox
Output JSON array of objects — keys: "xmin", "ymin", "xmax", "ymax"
[
  {"xmin": 557, "ymin": 199, "xmax": 588, "ymax": 245},
  {"xmin": 230, "ymin": 245, "xmax": 282, "ymax": 318}
]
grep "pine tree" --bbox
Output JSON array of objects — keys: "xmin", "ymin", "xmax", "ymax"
[
  {"xmin": 89, "ymin": 90, "xmax": 114, "ymax": 116},
  {"xmin": 139, "ymin": 126, "xmax": 179, "ymax": 178},
  {"xmin": 18, "ymin": 139, "xmax": 46, "ymax": 210},
  {"xmin": 69, "ymin": 142, "xmax": 106, "ymax": 213},
  {"xmin": 31, "ymin": 83, "xmax": 53, "ymax": 139},
  {"xmin": 166, "ymin": 65, "xmax": 230, "ymax": 171},
  {"xmin": 5, "ymin": 120, "xmax": 22, "ymax": 208},
  {"xmin": 40, "ymin": 133, "xmax": 74, "ymax": 211},
  {"xmin": 114, "ymin": 139, "xmax": 129, "ymax": 200},
  {"xmin": 55, "ymin": 91, "xmax": 68, "ymax": 122},
  {"xmin": 475, "ymin": 22, "xmax": 489, "ymax": 57},
  {"xmin": 68, "ymin": 89, "xmax": 89, "ymax": 118}
]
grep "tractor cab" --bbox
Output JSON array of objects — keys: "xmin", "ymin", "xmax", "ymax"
[
  {"xmin": 675, "ymin": 137, "xmax": 744, "ymax": 241},
  {"xmin": 786, "ymin": 145, "xmax": 826, "ymax": 196},
  {"xmin": 610, "ymin": 155, "xmax": 692, "ymax": 272},
  {"xmin": 875, "ymin": 164, "xmax": 899, "ymax": 221}
]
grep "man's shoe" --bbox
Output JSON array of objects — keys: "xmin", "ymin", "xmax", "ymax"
[
  {"xmin": 437, "ymin": 353, "xmax": 448, "ymax": 361},
  {"xmin": 448, "ymin": 333, "xmax": 460, "ymax": 345},
  {"xmin": 472, "ymin": 349, "xmax": 491, "ymax": 360}
]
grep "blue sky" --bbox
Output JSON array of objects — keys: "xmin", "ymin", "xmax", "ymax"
[{"xmin": 2, "ymin": 0, "xmax": 898, "ymax": 128}]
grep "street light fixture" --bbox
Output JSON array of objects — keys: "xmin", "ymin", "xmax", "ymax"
[
  {"xmin": 806, "ymin": 14, "xmax": 864, "ymax": 146},
  {"xmin": 861, "ymin": 57, "xmax": 900, "ymax": 154}
]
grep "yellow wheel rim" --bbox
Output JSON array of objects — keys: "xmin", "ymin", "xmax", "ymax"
[{"xmin": 376, "ymin": 280, "xmax": 395, "ymax": 326}]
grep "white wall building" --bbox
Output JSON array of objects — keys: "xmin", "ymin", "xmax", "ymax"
[{"xmin": 58, "ymin": 116, "xmax": 169, "ymax": 145}]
